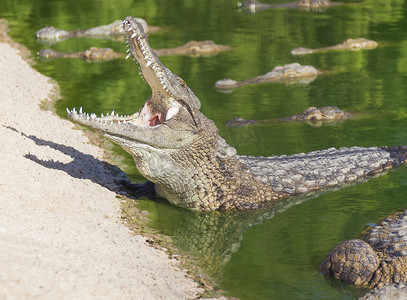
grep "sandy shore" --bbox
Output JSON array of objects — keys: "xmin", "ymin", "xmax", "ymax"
[{"xmin": 0, "ymin": 19, "xmax": 202, "ymax": 299}]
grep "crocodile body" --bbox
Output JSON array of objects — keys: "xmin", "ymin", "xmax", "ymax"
[
  {"xmin": 215, "ymin": 63, "xmax": 321, "ymax": 90},
  {"xmin": 225, "ymin": 106, "xmax": 351, "ymax": 127},
  {"xmin": 38, "ymin": 41, "xmax": 230, "ymax": 62},
  {"xmin": 291, "ymin": 38, "xmax": 378, "ymax": 55},
  {"xmin": 36, "ymin": 18, "xmax": 159, "ymax": 43},
  {"xmin": 238, "ymin": 0, "xmax": 339, "ymax": 13},
  {"xmin": 321, "ymin": 210, "xmax": 407, "ymax": 296},
  {"xmin": 67, "ymin": 17, "xmax": 407, "ymax": 211}
]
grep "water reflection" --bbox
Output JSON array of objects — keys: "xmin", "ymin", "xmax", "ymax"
[{"xmin": 154, "ymin": 191, "xmax": 333, "ymax": 281}]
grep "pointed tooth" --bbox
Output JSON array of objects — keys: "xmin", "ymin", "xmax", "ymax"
[
  {"xmin": 146, "ymin": 61, "xmax": 152, "ymax": 67},
  {"xmin": 131, "ymin": 32, "xmax": 137, "ymax": 38},
  {"xmin": 66, "ymin": 108, "xmax": 70, "ymax": 114},
  {"xmin": 126, "ymin": 53, "xmax": 131, "ymax": 59},
  {"xmin": 111, "ymin": 110, "xmax": 115, "ymax": 115},
  {"xmin": 79, "ymin": 107, "xmax": 83, "ymax": 114},
  {"xmin": 101, "ymin": 113, "xmax": 104, "ymax": 117},
  {"xmin": 126, "ymin": 48, "xmax": 130, "ymax": 53},
  {"xmin": 127, "ymin": 26, "xmax": 132, "ymax": 32}
]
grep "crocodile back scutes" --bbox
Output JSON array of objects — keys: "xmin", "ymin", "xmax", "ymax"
[{"xmin": 238, "ymin": 146, "xmax": 395, "ymax": 197}]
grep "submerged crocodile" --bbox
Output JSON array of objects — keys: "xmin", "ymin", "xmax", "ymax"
[
  {"xmin": 238, "ymin": 0, "xmax": 340, "ymax": 13},
  {"xmin": 38, "ymin": 41, "xmax": 231, "ymax": 62},
  {"xmin": 67, "ymin": 17, "xmax": 407, "ymax": 211},
  {"xmin": 225, "ymin": 106, "xmax": 351, "ymax": 127},
  {"xmin": 38, "ymin": 47, "xmax": 122, "ymax": 62},
  {"xmin": 215, "ymin": 63, "xmax": 321, "ymax": 90},
  {"xmin": 320, "ymin": 209, "xmax": 407, "ymax": 297},
  {"xmin": 291, "ymin": 38, "xmax": 378, "ymax": 55},
  {"xmin": 36, "ymin": 18, "xmax": 159, "ymax": 43},
  {"xmin": 153, "ymin": 40, "xmax": 231, "ymax": 57}
]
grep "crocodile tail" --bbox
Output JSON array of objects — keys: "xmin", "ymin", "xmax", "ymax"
[{"xmin": 382, "ymin": 145, "xmax": 407, "ymax": 168}]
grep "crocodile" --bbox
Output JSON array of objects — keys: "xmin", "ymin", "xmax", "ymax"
[
  {"xmin": 291, "ymin": 38, "xmax": 378, "ymax": 55},
  {"xmin": 38, "ymin": 47, "xmax": 122, "ymax": 62},
  {"xmin": 238, "ymin": 0, "xmax": 340, "ymax": 13},
  {"xmin": 36, "ymin": 18, "xmax": 159, "ymax": 43},
  {"xmin": 38, "ymin": 41, "xmax": 231, "ymax": 62},
  {"xmin": 225, "ymin": 106, "xmax": 351, "ymax": 127},
  {"xmin": 153, "ymin": 40, "xmax": 231, "ymax": 57},
  {"xmin": 215, "ymin": 63, "xmax": 321, "ymax": 90},
  {"xmin": 320, "ymin": 209, "xmax": 407, "ymax": 297},
  {"xmin": 67, "ymin": 17, "xmax": 407, "ymax": 212}
]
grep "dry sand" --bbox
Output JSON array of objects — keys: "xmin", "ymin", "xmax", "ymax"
[{"xmin": 0, "ymin": 19, "xmax": 203, "ymax": 299}]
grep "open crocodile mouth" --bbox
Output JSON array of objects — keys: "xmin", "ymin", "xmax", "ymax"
[
  {"xmin": 66, "ymin": 96, "xmax": 181, "ymax": 129},
  {"xmin": 67, "ymin": 16, "xmax": 187, "ymax": 129}
]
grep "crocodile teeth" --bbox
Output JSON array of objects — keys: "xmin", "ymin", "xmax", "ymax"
[
  {"xmin": 146, "ymin": 61, "xmax": 152, "ymax": 67},
  {"xmin": 126, "ymin": 53, "xmax": 131, "ymax": 59},
  {"xmin": 79, "ymin": 107, "xmax": 83, "ymax": 114},
  {"xmin": 127, "ymin": 26, "xmax": 132, "ymax": 32}
]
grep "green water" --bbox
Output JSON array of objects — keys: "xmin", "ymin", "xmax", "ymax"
[{"xmin": 3, "ymin": 0, "xmax": 407, "ymax": 298}]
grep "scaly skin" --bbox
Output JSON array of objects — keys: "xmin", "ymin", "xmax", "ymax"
[
  {"xmin": 225, "ymin": 106, "xmax": 351, "ymax": 127},
  {"xmin": 67, "ymin": 17, "xmax": 407, "ymax": 211},
  {"xmin": 238, "ymin": 0, "xmax": 339, "ymax": 13},
  {"xmin": 215, "ymin": 63, "xmax": 321, "ymax": 90},
  {"xmin": 291, "ymin": 38, "xmax": 378, "ymax": 55},
  {"xmin": 38, "ymin": 41, "xmax": 230, "ymax": 62},
  {"xmin": 321, "ymin": 210, "xmax": 407, "ymax": 297}
]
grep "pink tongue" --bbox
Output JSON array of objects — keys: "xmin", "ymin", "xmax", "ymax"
[{"xmin": 139, "ymin": 100, "xmax": 162, "ymax": 127}]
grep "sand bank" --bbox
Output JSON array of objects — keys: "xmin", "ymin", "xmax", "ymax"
[{"xmin": 0, "ymin": 19, "xmax": 202, "ymax": 299}]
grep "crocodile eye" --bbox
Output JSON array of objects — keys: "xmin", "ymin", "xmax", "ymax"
[{"xmin": 177, "ymin": 78, "xmax": 186, "ymax": 87}]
